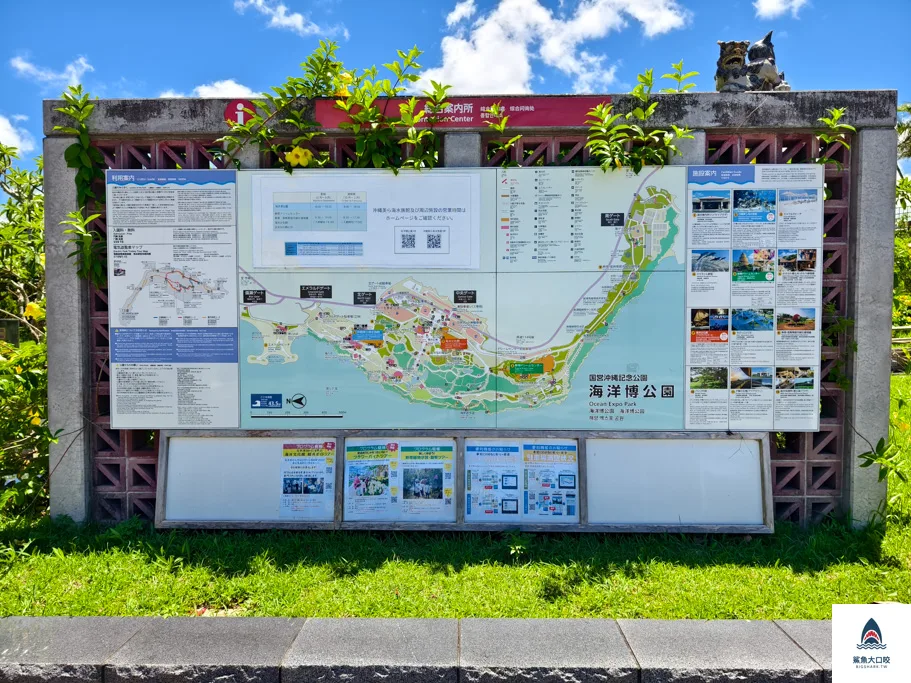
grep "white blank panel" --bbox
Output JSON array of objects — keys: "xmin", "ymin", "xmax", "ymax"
[
  {"xmin": 165, "ymin": 437, "xmax": 286, "ymax": 521},
  {"xmin": 586, "ymin": 438, "xmax": 765, "ymax": 525}
]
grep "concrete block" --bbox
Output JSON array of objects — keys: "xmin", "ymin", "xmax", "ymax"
[
  {"xmin": 669, "ymin": 130, "xmax": 705, "ymax": 166},
  {"xmin": 618, "ymin": 619, "xmax": 821, "ymax": 683},
  {"xmin": 282, "ymin": 618, "xmax": 457, "ymax": 683},
  {"xmin": 0, "ymin": 617, "xmax": 144, "ymax": 683},
  {"xmin": 443, "ymin": 132, "xmax": 482, "ymax": 167},
  {"xmin": 777, "ymin": 621, "xmax": 832, "ymax": 683},
  {"xmin": 106, "ymin": 617, "xmax": 303, "ymax": 683},
  {"xmin": 460, "ymin": 619, "xmax": 638, "ymax": 683},
  {"xmin": 44, "ymin": 92, "xmax": 897, "ymax": 138},
  {"xmin": 43, "ymin": 136, "xmax": 90, "ymax": 523},
  {"xmin": 847, "ymin": 127, "xmax": 897, "ymax": 526}
]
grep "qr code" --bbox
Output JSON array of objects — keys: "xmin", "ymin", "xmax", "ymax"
[
  {"xmin": 400, "ymin": 233, "xmax": 416, "ymax": 250},
  {"xmin": 391, "ymin": 496, "xmax": 398, "ymax": 504},
  {"xmin": 426, "ymin": 233, "xmax": 442, "ymax": 249}
]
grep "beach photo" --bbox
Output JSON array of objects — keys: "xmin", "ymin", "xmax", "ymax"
[{"xmin": 779, "ymin": 189, "xmax": 819, "ymax": 207}]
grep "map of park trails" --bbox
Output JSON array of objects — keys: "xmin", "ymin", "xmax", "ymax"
[
  {"xmin": 122, "ymin": 266, "xmax": 227, "ymax": 311},
  {"xmin": 238, "ymin": 167, "xmax": 687, "ymax": 428},
  {"xmin": 112, "ymin": 253, "xmax": 236, "ymax": 329}
]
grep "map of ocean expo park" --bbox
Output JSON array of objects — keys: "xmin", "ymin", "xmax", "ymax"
[{"xmin": 237, "ymin": 167, "xmax": 687, "ymax": 428}]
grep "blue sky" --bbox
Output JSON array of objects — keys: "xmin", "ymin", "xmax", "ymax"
[{"xmin": 1, "ymin": 0, "xmax": 909, "ymax": 167}]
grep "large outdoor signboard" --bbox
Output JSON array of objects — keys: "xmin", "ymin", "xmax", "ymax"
[{"xmin": 107, "ymin": 165, "xmax": 823, "ymax": 433}]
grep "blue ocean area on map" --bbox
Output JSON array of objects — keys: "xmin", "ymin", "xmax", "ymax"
[{"xmin": 239, "ymin": 270, "xmax": 684, "ymax": 430}]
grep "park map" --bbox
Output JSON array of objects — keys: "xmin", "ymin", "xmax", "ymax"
[{"xmin": 237, "ymin": 167, "xmax": 687, "ymax": 429}]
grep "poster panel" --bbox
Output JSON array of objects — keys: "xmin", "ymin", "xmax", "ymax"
[
  {"xmin": 250, "ymin": 170, "xmax": 481, "ymax": 269},
  {"xmin": 280, "ymin": 440, "xmax": 336, "ymax": 520},
  {"xmin": 343, "ymin": 437, "xmax": 456, "ymax": 523},
  {"xmin": 465, "ymin": 438, "xmax": 579, "ymax": 523},
  {"xmin": 107, "ymin": 169, "xmax": 239, "ymax": 428},
  {"xmin": 685, "ymin": 165, "xmax": 823, "ymax": 431}
]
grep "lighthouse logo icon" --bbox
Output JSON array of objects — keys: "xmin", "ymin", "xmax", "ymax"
[{"xmin": 857, "ymin": 618, "xmax": 887, "ymax": 650}]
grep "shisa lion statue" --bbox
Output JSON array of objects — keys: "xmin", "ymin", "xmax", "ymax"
[{"xmin": 715, "ymin": 31, "xmax": 790, "ymax": 92}]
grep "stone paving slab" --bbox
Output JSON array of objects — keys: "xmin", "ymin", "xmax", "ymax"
[
  {"xmin": 0, "ymin": 617, "xmax": 835, "ymax": 683},
  {"xmin": 0, "ymin": 617, "xmax": 145, "ymax": 683},
  {"xmin": 777, "ymin": 620, "xmax": 832, "ymax": 683},
  {"xmin": 282, "ymin": 618, "xmax": 458, "ymax": 683},
  {"xmin": 106, "ymin": 617, "xmax": 304, "ymax": 683},
  {"xmin": 618, "ymin": 619, "xmax": 822, "ymax": 683},
  {"xmin": 460, "ymin": 618, "xmax": 638, "ymax": 683}
]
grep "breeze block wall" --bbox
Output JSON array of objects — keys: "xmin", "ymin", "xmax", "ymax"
[{"xmin": 42, "ymin": 91, "xmax": 898, "ymax": 526}]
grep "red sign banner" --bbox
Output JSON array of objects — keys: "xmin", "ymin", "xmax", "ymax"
[{"xmin": 314, "ymin": 95, "xmax": 610, "ymax": 130}]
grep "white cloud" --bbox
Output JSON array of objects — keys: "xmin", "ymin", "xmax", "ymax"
[
  {"xmin": 446, "ymin": 0, "xmax": 476, "ymax": 26},
  {"xmin": 233, "ymin": 0, "xmax": 345, "ymax": 38},
  {"xmin": 422, "ymin": 0, "xmax": 690, "ymax": 94},
  {"xmin": 159, "ymin": 79, "xmax": 259, "ymax": 99},
  {"xmin": 754, "ymin": 0, "xmax": 809, "ymax": 18},
  {"xmin": 0, "ymin": 114, "xmax": 35, "ymax": 153},
  {"xmin": 9, "ymin": 55, "xmax": 94, "ymax": 88}
]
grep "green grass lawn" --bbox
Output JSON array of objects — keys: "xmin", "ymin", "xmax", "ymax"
[{"xmin": 1, "ymin": 379, "xmax": 910, "ymax": 620}]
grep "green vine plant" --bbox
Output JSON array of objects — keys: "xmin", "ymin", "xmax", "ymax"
[
  {"xmin": 859, "ymin": 420, "xmax": 909, "ymax": 526},
  {"xmin": 53, "ymin": 86, "xmax": 105, "ymax": 207},
  {"xmin": 61, "ymin": 209, "xmax": 105, "ymax": 288},
  {"xmin": 218, "ymin": 39, "xmax": 344, "ymax": 172},
  {"xmin": 484, "ymin": 102, "xmax": 522, "ymax": 167},
  {"xmin": 219, "ymin": 42, "xmax": 452, "ymax": 174},
  {"xmin": 659, "ymin": 60, "xmax": 699, "ymax": 93},
  {"xmin": 813, "ymin": 107, "xmax": 855, "ymax": 174},
  {"xmin": 585, "ymin": 63, "xmax": 696, "ymax": 174},
  {"xmin": 335, "ymin": 46, "xmax": 450, "ymax": 173},
  {"xmin": 820, "ymin": 301, "xmax": 856, "ymax": 391}
]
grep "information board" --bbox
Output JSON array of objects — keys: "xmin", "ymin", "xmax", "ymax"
[
  {"xmin": 107, "ymin": 170, "xmax": 239, "ymax": 428},
  {"xmin": 157, "ymin": 431, "xmax": 772, "ymax": 532},
  {"xmin": 109, "ymin": 166, "xmax": 824, "ymax": 432},
  {"xmin": 684, "ymin": 165, "xmax": 823, "ymax": 431}
]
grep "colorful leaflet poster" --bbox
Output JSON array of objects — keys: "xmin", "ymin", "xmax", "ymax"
[
  {"xmin": 523, "ymin": 442, "xmax": 579, "ymax": 522},
  {"xmin": 106, "ymin": 169, "xmax": 239, "ymax": 429},
  {"xmin": 343, "ymin": 438, "xmax": 455, "ymax": 522},
  {"xmin": 465, "ymin": 439, "xmax": 578, "ymax": 523},
  {"xmin": 399, "ymin": 443, "xmax": 455, "ymax": 521},
  {"xmin": 279, "ymin": 440, "xmax": 336, "ymax": 520},
  {"xmin": 685, "ymin": 165, "xmax": 823, "ymax": 431}
]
